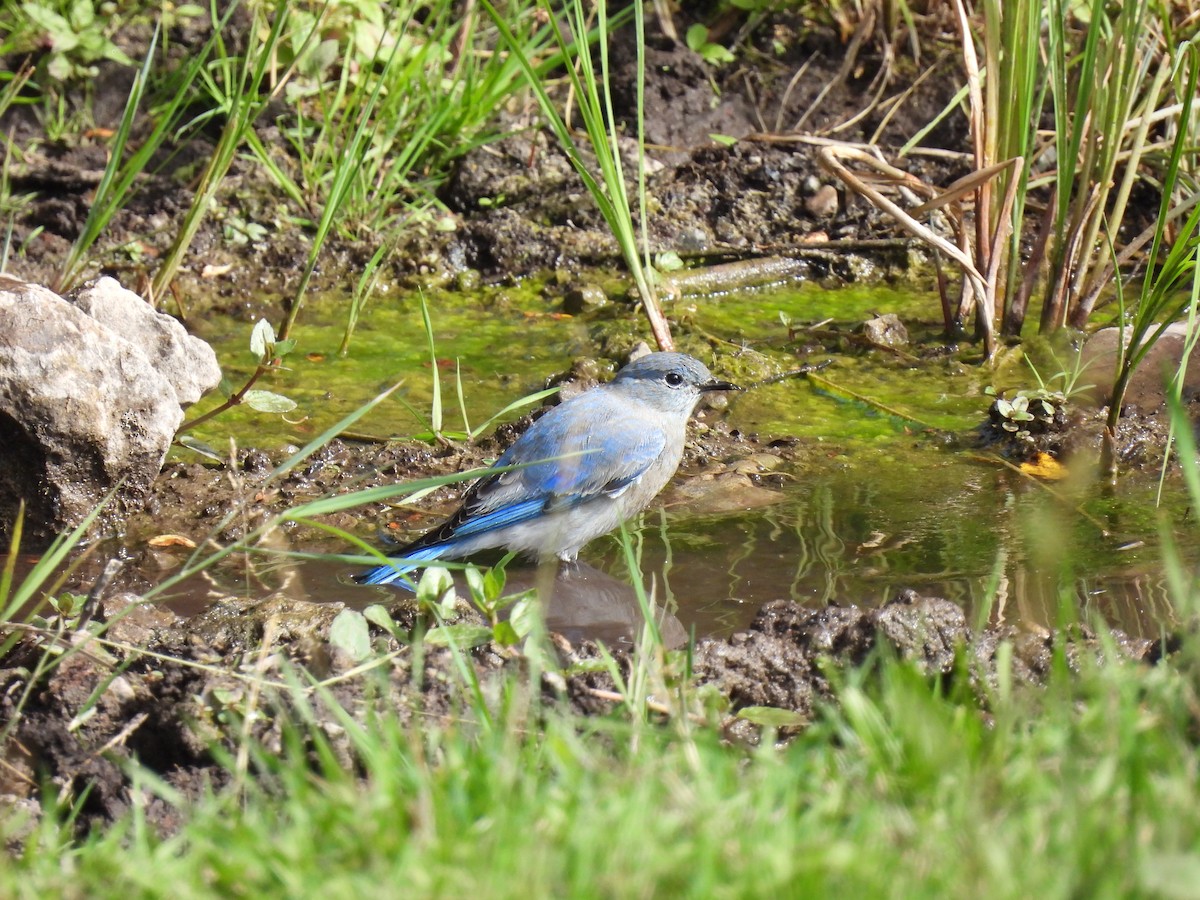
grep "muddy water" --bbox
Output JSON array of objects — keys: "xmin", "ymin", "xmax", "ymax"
[{"xmin": 174, "ymin": 281, "xmax": 1196, "ymax": 642}]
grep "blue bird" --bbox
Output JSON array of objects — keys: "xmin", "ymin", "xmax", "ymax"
[{"xmin": 356, "ymin": 352, "xmax": 740, "ymax": 587}]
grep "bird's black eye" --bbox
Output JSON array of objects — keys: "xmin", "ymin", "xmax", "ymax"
[{"xmin": 664, "ymin": 371, "xmax": 685, "ymax": 387}]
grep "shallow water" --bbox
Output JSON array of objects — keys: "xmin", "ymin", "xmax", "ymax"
[{"xmin": 174, "ymin": 281, "xmax": 1196, "ymax": 642}]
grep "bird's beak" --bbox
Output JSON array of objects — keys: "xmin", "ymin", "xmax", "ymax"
[{"xmin": 700, "ymin": 378, "xmax": 742, "ymax": 393}]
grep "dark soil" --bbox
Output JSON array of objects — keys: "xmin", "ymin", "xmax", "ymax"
[
  {"xmin": 0, "ymin": 587, "xmax": 1164, "ymax": 835},
  {"xmin": 4, "ymin": 11, "xmax": 971, "ymax": 295}
]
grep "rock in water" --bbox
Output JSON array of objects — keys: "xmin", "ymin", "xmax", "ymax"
[
  {"xmin": 0, "ymin": 276, "xmax": 222, "ymax": 545},
  {"xmin": 69, "ymin": 276, "xmax": 220, "ymax": 406}
]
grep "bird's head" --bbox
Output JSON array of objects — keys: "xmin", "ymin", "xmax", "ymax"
[{"xmin": 609, "ymin": 352, "xmax": 741, "ymax": 415}]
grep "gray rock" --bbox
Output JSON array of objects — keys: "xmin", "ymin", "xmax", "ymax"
[
  {"xmin": 68, "ymin": 276, "xmax": 221, "ymax": 406},
  {"xmin": 0, "ymin": 275, "xmax": 219, "ymax": 545},
  {"xmin": 1081, "ymin": 323, "xmax": 1200, "ymax": 412},
  {"xmin": 860, "ymin": 313, "xmax": 909, "ymax": 349}
]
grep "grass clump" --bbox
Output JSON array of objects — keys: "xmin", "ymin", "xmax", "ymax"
[{"xmin": 5, "ymin": 615, "xmax": 1200, "ymax": 897}]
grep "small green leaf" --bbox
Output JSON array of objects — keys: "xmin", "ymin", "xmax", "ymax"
[
  {"xmin": 211, "ymin": 687, "xmax": 243, "ymax": 706},
  {"xmin": 101, "ymin": 42, "xmax": 135, "ymax": 67},
  {"xmin": 423, "ymin": 624, "xmax": 494, "ymax": 647},
  {"xmin": 217, "ymin": 376, "xmax": 233, "ymax": 399},
  {"xmin": 508, "ymin": 595, "xmax": 539, "ymax": 640},
  {"xmin": 483, "ymin": 565, "xmax": 505, "ymax": 601},
  {"xmin": 464, "ymin": 566, "xmax": 487, "ymax": 603},
  {"xmin": 656, "ymin": 251, "xmax": 685, "ymax": 272},
  {"xmin": 249, "ymin": 318, "xmax": 275, "ymax": 359},
  {"xmin": 362, "ymin": 604, "xmax": 397, "ymax": 633},
  {"xmin": 685, "ymin": 23, "xmax": 709, "ymax": 52},
  {"xmin": 417, "ymin": 566, "xmax": 453, "ymax": 609},
  {"xmin": 52, "ymin": 592, "xmax": 81, "ymax": 617},
  {"xmin": 243, "ymin": 390, "xmax": 297, "ymax": 413},
  {"xmin": 47, "ymin": 54, "xmax": 73, "ymax": 80},
  {"xmin": 736, "ymin": 706, "xmax": 807, "ymax": 728},
  {"xmin": 329, "ymin": 609, "xmax": 372, "ymax": 661},
  {"xmin": 273, "ymin": 338, "xmax": 297, "ymax": 358},
  {"xmin": 709, "ymin": 133, "xmax": 739, "ymax": 147},
  {"xmin": 23, "ymin": 5, "xmax": 72, "ymax": 40},
  {"xmin": 491, "ymin": 620, "xmax": 520, "ymax": 645},
  {"xmin": 69, "ymin": 0, "xmax": 95, "ymax": 29}
]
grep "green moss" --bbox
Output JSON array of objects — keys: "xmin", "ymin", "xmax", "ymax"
[
  {"xmin": 184, "ymin": 285, "xmax": 584, "ymax": 449},
  {"xmin": 179, "ymin": 280, "xmax": 1197, "ymax": 641}
]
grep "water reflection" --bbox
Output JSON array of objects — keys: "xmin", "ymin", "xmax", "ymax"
[
  {"xmin": 495, "ymin": 561, "xmax": 687, "ymax": 649},
  {"xmin": 85, "ymin": 454, "xmax": 1195, "ymax": 644},
  {"xmin": 586, "ymin": 464, "xmax": 1195, "ymax": 640},
  {"xmin": 238, "ymin": 557, "xmax": 688, "ymax": 648}
]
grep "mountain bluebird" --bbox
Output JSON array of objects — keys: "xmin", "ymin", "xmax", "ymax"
[{"xmin": 356, "ymin": 352, "xmax": 740, "ymax": 587}]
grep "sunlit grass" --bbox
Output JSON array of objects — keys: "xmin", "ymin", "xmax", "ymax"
[{"xmin": 5, "ymin": 581, "xmax": 1200, "ymax": 896}]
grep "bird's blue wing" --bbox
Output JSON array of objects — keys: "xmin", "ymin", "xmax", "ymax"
[
  {"xmin": 411, "ymin": 398, "xmax": 666, "ymax": 547},
  {"xmin": 478, "ymin": 397, "xmax": 668, "ymax": 512},
  {"xmin": 357, "ymin": 392, "xmax": 668, "ymax": 587},
  {"xmin": 441, "ymin": 497, "xmax": 549, "ymax": 538}
]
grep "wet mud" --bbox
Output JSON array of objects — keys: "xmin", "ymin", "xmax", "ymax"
[
  {"xmin": 5, "ymin": 14, "xmax": 967, "ymax": 296},
  {"xmin": 0, "ymin": 587, "xmax": 1164, "ymax": 835}
]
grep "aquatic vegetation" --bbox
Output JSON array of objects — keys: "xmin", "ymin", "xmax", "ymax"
[{"xmin": 176, "ymin": 318, "xmax": 298, "ymax": 457}]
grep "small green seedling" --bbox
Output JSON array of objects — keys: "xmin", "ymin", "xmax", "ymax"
[{"xmin": 176, "ymin": 319, "xmax": 299, "ymax": 457}]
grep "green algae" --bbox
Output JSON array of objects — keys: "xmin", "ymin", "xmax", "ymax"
[
  {"xmin": 685, "ymin": 280, "xmax": 988, "ymax": 441},
  {"xmin": 184, "ymin": 286, "xmax": 585, "ymax": 451},
  {"xmin": 179, "ymin": 278, "xmax": 1197, "ymax": 638},
  {"xmin": 184, "ymin": 280, "xmax": 986, "ymax": 454}
]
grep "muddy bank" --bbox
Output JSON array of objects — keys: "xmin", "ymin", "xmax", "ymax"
[
  {"xmin": 0, "ymin": 587, "xmax": 1164, "ymax": 837},
  {"xmin": 4, "ymin": 14, "xmax": 966, "ymax": 302}
]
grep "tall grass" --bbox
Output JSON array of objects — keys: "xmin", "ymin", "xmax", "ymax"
[
  {"xmin": 978, "ymin": 0, "xmax": 1042, "ymax": 336},
  {"xmin": 484, "ymin": 0, "xmax": 675, "ymax": 351},
  {"xmin": 276, "ymin": 0, "xmax": 559, "ymax": 341},
  {"xmin": 1103, "ymin": 44, "xmax": 1200, "ymax": 478},
  {"xmin": 984, "ymin": 0, "xmax": 1200, "ymax": 337},
  {"xmin": 836, "ymin": 1, "xmax": 1198, "ymax": 360},
  {"xmin": 1037, "ymin": 1, "xmax": 1193, "ymax": 333},
  {"xmin": 149, "ymin": 0, "xmax": 298, "ymax": 301},
  {"xmin": 53, "ymin": 15, "xmax": 234, "ymax": 292},
  {"xmin": 17, "ymin": 0, "xmax": 559, "ymax": 333}
]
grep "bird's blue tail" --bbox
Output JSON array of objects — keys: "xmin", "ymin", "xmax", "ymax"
[{"xmin": 355, "ymin": 545, "xmax": 448, "ymax": 589}]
